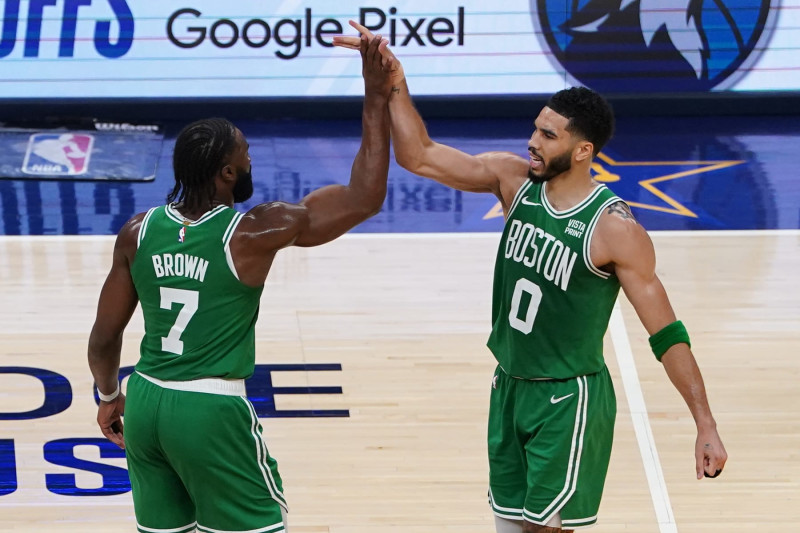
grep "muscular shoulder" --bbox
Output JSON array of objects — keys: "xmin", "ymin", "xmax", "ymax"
[
  {"xmin": 591, "ymin": 201, "xmax": 655, "ymax": 270},
  {"xmin": 115, "ymin": 212, "xmax": 147, "ymax": 259},
  {"xmin": 476, "ymin": 151, "xmax": 529, "ymax": 208},
  {"xmin": 120, "ymin": 211, "xmax": 147, "ymax": 235},
  {"xmin": 241, "ymin": 201, "xmax": 308, "ymax": 229},
  {"xmin": 235, "ymin": 201, "xmax": 310, "ymax": 251}
]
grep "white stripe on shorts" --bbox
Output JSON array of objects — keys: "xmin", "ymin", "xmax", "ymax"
[
  {"xmin": 137, "ymin": 371, "xmax": 246, "ymax": 396},
  {"xmin": 242, "ymin": 397, "xmax": 288, "ymax": 510},
  {"xmin": 522, "ymin": 375, "xmax": 588, "ymax": 524},
  {"xmin": 137, "ymin": 521, "xmax": 197, "ymax": 533},
  {"xmin": 197, "ymin": 521, "xmax": 284, "ymax": 533}
]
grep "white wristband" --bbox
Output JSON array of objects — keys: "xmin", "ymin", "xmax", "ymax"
[{"xmin": 97, "ymin": 382, "xmax": 120, "ymax": 402}]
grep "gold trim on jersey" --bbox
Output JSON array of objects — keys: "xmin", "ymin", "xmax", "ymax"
[{"xmin": 165, "ymin": 204, "xmax": 228, "ymax": 226}]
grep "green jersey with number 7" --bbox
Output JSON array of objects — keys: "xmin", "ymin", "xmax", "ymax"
[
  {"xmin": 130, "ymin": 204, "xmax": 262, "ymax": 381},
  {"xmin": 487, "ymin": 181, "xmax": 623, "ymax": 380}
]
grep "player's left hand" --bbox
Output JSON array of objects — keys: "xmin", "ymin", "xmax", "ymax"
[
  {"xmin": 333, "ymin": 20, "xmax": 405, "ymax": 86},
  {"xmin": 695, "ymin": 426, "xmax": 727, "ymax": 479},
  {"xmin": 97, "ymin": 392, "xmax": 126, "ymax": 449}
]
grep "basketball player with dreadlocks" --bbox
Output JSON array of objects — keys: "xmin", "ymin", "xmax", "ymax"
[
  {"xmin": 87, "ymin": 35, "xmax": 394, "ymax": 533},
  {"xmin": 334, "ymin": 22, "xmax": 727, "ymax": 533}
]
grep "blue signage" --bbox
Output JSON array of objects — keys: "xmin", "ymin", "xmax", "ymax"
[
  {"xmin": 0, "ymin": 0, "xmax": 134, "ymax": 59},
  {"xmin": 533, "ymin": 0, "xmax": 778, "ymax": 92}
]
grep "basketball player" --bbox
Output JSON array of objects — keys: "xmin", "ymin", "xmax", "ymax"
[
  {"xmin": 87, "ymin": 35, "xmax": 394, "ymax": 533},
  {"xmin": 334, "ymin": 23, "xmax": 727, "ymax": 533}
]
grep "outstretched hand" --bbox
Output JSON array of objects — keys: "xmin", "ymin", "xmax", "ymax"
[{"xmin": 334, "ymin": 20, "xmax": 405, "ymax": 87}]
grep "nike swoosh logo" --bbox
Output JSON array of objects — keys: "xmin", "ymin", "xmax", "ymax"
[
  {"xmin": 520, "ymin": 197, "xmax": 542, "ymax": 207},
  {"xmin": 550, "ymin": 393, "xmax": 574, "ymax": 404}
]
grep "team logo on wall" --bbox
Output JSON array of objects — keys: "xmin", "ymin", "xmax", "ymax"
[
  {"xmin": 21, "ymin": 133, "xmax": 94, "ymax": 176},
  {"xmin": 532, "ymin": 0, "xmax": 778, "ymax": 92}
]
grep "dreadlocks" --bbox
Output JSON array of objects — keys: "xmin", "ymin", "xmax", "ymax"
[{"xmin": 168, "ymin": 118, "xmax": 238, "ymax": 212}]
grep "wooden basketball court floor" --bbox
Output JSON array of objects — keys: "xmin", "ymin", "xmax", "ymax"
[{"xmin": 0, "ymin": 230, "xmax": 798, "ymax": 532}]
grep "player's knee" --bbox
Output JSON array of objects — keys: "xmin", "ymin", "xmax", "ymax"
[{"xmin": 494, "ymin": 515, "xmax": 523, "ymax": 533}]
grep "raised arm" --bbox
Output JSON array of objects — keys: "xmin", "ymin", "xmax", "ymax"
[
  {"xmin": 229, "ymin": 36, "xmax": 392, "ymax": 288},
  {"xmin": 230, "ymin": 34, "xmax": 392, "ymax": 287},
  {"xmin": 594, "ymin": 203, "xmax": 727, "ymax": 480},
  {"xmin": 289, "ymin": 34, "xmax": 392, "ymax": 247},
  {"xmin": 334, "ymin": 21, "xmax": 528, "ymax": 207},
  {"xmin": 87, "ymin": 214, "xmax": 141, "ymax": 448},
  {"xmin": 388, "ymin": 76, "xmax": 524, "ymax": 200}
]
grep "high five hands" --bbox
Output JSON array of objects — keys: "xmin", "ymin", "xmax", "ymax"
[{"xmin": 333, "ymin": 20, "xmax": 405, "ymax": 87}]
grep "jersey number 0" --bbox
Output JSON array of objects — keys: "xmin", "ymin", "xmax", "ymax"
[{"xmin": 508, "ymin": 277, "xmax": 542, "ymax": 335}]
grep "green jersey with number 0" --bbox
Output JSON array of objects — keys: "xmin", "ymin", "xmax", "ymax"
[
  {"xmin": 130, "ymin": 204, "xmax": 263, "ymax": 381},
  {"xmin": 487, "ymin": 181, "xmax": 622, "ymax": 379}
]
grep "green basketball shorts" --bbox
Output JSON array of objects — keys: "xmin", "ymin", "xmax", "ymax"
[
  {"xmin": 487, "ymin": 365, "xmax": 616, "ymax": 529},
  {"xmin": 124, "ymin": 372, "xmax": 287, "ymax": 533}
]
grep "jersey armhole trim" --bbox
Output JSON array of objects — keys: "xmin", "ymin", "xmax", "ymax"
[
  {"xmin": 583, "ymin": 197, "xmax": 620, "ymax": 279},
  {"xmin": 137, "ymin": 207, "xmax": 159, "ymax": 248},
  {"xmin": 507, "ymin": 180, "xmax": 534, "ymax": 219},
  {"xmin": 223, "ymin": 212, "xmax": 244, "ymax": 281}
]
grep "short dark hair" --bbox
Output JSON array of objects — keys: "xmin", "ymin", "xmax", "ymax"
[
  {"xmin": 168, "ymin": 117, "xmax": 238, "ymax": 211},
  {"xmin": 546, "ymin": 87, "xmax": 614, "ymax": 155}
]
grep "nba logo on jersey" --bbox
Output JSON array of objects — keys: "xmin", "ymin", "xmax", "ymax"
[
  {"xmin": 178, "ymin": 227, "xmax": 186, "ymax": 243},
  {"xmin": 22, "ymin": 133, "xmax": 94, "ymax": 176}
]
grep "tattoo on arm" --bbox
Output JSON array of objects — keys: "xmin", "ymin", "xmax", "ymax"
[{"xmin": 607, "ymin": 201, "xmax": 637, "ymax": 223}]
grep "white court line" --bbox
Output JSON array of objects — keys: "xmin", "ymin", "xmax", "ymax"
[{"xmin": 609, "ymin": 302, "xmax": 678, "ymax": 533}]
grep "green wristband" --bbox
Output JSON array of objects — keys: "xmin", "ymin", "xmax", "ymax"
[{"xmin": 649, "ymin": 320, "xmax": 691, "ymax": 361}]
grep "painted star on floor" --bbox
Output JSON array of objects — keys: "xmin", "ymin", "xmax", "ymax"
[{"xmin": 483, "ymin": 152, "xmax": 744, "ymax": 220}]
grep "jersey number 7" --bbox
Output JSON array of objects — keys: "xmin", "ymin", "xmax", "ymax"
[{"xmin": 159, "ymin": 287, "xmax": 199, "ymax": 355}]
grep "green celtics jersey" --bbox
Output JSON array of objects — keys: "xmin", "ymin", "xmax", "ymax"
[
  {"xmin": 487, "ymin": 181, "xmax": 622, "ymax": 379},
  {"xmin": 130, "ymin": 204, "xmax": 263, "ymax": 381}
]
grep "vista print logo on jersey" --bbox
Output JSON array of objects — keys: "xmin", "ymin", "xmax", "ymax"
[
  {"xmin": 22, "ymin": 134, "xmax": 94, "ymax": 176},
  {"xmin": 532, "ymin": 0, "xmax": 778, "ymax": 92}
]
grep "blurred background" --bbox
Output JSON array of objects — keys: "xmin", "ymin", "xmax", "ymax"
[{"xmin": 0, "ymin": 0, "xmax": 797, "ymax": 235}]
